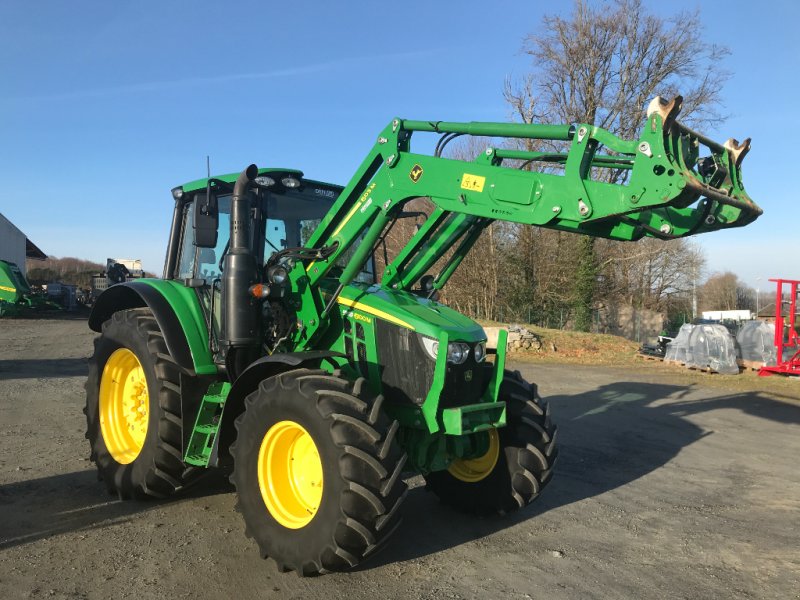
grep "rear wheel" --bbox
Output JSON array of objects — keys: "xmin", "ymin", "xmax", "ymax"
[
  {"xmin": 425, "ymin": 370, "xmax": 557, "ymax": 514},
  {"xmin": 85, "ymin": 308, "xmax": 195, "ymax": 499},
  {"xmin": 230, "ymin": 369, "xmax": 408, "ymax": 575}
]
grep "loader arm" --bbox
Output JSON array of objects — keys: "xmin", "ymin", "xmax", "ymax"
[{"xmin": 288, "ymin": 95, "xmax": 761, "ymax": 346}]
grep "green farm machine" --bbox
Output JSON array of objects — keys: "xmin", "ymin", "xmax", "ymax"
[
  {"xmin": 0, "ymin": 260, "xmax": 60, "ymax": 317},
  {"xmin": 85, "ymin": 96, "xmax": 760, "ymax": 574}
]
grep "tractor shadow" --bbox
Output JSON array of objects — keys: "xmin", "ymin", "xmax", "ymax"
[
  {"xmin": 361, "ymin": 380, "xmax": 800, "ymax": 570},
  {"xmin": 0, "ymin": 357, "xmax": 88, "ymax": 380},
  {"xmin": 0, "ymin": 469, "xmax": 231, "ymax": 551}
]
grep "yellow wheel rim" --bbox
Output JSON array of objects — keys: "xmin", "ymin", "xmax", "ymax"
[
  {"xmin": 448, "ymin": 429, "xmax": 500, "ymax": 483},
  {"xmin": 99, "ymin": 348, "xmax": 149, "ymax": 464},
  {"xmin": 258, "ymin": 420, "xmax": 323, "ymax": 529}
]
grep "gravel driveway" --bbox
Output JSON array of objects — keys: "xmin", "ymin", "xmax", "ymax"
[{"xmin": 1, "ymin": 316, "xmax": 798, "ymax": 599}]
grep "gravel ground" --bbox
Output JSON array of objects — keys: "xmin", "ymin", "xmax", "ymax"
[{"xmin": 1, "ymin": 316, "xmax": 798, "ymax": 599}]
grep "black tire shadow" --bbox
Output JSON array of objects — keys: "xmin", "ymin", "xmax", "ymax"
[
  {"xmin": 0, "ymin": 357, "xmax": 88, "ymax": 380},
  {"xmin": 0, "ymin": 469, "xmax": 232, "ymax": 551},
  {"xmin": 360, "ymin": 380, "xmax": 800, "ymax": 569}
]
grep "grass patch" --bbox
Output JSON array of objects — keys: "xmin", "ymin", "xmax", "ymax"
[{"xmin": 480, "ymin": 321, "xmax": 800, "ymax": 400}]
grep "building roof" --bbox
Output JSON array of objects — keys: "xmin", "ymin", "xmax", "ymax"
[
  {"xmin": 0, "ymin": 212, "xmax": 47, "ymax": 260},
  {"xmin": 26, "ymin": 238, "xmax": 47, "ymax": 260}
]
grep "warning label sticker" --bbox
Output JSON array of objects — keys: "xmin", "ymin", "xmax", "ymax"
[{"xmin": 460, "ymin": 173, "xmax": 485, "ymax": 192}]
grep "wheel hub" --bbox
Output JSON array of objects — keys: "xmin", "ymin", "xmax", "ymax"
[
  {"xmin": 99, "ymin": 348, "xmax": 149, "ymax": 464},
  {"xmin": 448, "ymin": 428, "xmax": 500, "ymax": 483},
  {"xmin": 258, "ymin": 421, "xmax": 323, "ymax": 529}
]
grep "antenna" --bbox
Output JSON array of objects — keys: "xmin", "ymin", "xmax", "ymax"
[{"xmin": 207, "ymin": 155, "xmax": 211, "ymax": 179}]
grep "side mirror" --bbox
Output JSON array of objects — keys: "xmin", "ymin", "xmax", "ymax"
[{"xmin": 194, "ymin": 191, "xmax": 218, "ymax": 248}]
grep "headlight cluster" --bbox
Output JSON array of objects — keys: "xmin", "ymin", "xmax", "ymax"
[
  {"xmin": 419, "ymin": 336, "xmax": 487, "ymax": 364},
  {"xmin": 447, "ymin": 342, "xmax": 470, "ymax": 364}
]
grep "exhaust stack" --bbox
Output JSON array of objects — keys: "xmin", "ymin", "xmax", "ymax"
[{"xmin": 221, "ymin": 164, "xmax": 260, "ymax": 359}]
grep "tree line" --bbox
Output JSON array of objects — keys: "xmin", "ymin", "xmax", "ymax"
[
  {"xmin": 25, "ymin": 256, "xmax": 156, "ymax": 287},
  {"xmin": 26, "ymin": 256, "xmax": 105, "ymax": 287}
]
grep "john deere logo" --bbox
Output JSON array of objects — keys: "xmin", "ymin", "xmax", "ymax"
[
  {"xmin": 409, "ymin": 164, "xmax": 423, "ymax": 183},
  {"xmin": 464, "ymin": 370, "xmax": 473, "ymax": 382}
]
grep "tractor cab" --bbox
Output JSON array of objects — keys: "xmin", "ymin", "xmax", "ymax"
[{"xmin": 163, "ymin": 168, "xmax": 376, "ymax": 371}]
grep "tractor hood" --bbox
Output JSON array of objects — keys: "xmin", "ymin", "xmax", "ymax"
[{"xmin": 336, "ymin": 284, "xmax": 485, "ymax": 342}]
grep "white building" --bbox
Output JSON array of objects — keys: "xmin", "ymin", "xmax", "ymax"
[
  {"xmin": 0, "ymin": 212, "xmax": 46, "ymax": 276},
  {"xmin": 701, "ymin": 309, "xmax": 753, "ymax": 321}
]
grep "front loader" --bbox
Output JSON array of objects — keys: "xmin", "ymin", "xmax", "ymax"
[{"xmin": 85, "ymin": 96, "xmax": 761, "ymax": 575}]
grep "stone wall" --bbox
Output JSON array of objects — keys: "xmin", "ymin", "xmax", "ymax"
[{"xmin": 484, "ymin": 326, "xmax": 542, "ymax": 352}]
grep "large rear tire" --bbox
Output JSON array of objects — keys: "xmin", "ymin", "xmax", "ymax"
[
  {"xmin": 85, "ymin": 308, "xmax": 195, "ymax": 499},
  {"xmin": 425, "ymin": 369, "xmax": 557, "ymax": 514},
  {"xmin": 230, "ymin": 369, "xmax": 408, "ymax": 575}
]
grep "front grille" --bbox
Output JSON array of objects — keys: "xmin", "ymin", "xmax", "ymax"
[
  {"xmin": 376, "ymin": 320, "xmax": 491, "ymax": 408},
  {"xmin": 375, "ymin": 320, "xmax": 435, "ymax": 406}
]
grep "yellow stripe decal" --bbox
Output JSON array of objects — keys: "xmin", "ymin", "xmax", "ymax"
[
  {"xmin": 308, "ymin": 184, "xmax": 378, "ymax": 273},
  {"xmin": 0, "ymin": 285, "xmax": 16, "ymax": 293},
  {"xmin": 337, "ymin": 297, "xmax": 415, "ymax": 331},
  {"xmin": 331, "ymin": 182, "xmax": 376, "ymax": 238},
  {"xmin": 331, "ymin": 199, "xmax": 365, "ymax": 238}
]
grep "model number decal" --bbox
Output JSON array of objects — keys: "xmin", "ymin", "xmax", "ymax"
[{"xmin": 343, "ymin": 309, "xmax": 372, "ymax": 324}]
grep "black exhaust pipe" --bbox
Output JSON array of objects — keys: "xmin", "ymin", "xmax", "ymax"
[{"xmin": 221, "ymin": 164, "xmax": 260, "ymax": 358}]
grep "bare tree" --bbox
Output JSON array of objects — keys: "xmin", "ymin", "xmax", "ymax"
[
  {"xmin": 503, "ymin": 0, "xmax": 729, "ymax": 331},
  {"xmin": 700, "ymin": 271, "xmax": 754, "ymax": 312},
  {"xmin": 507, "ymin": 0, "xmax": 729, "ymax": 134}
]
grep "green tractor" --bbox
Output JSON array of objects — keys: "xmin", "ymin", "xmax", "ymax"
[{"xmin": 85, "ymin": 96, "xmax": 760, "ymax": 575}]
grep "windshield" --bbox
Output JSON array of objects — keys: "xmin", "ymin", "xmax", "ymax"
[
  {"xmin": 175, "ymin": 183, "xmax": 375, "ymax": 285},
  {"xmin": 264, "ymin": 186, "xmax": 375, "ymax": 284}
]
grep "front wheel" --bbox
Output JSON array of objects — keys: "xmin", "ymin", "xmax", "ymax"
[
  {"xmin": 425, "ymin": 370, "xmax": 558, "ymax": 514},
  {"xmin": 230, "ymin": 369, "xmax": 408, "ymax": 575}
]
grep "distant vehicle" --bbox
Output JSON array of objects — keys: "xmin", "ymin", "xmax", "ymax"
[{"xmin": 87, "ymin": 258, "xmax": 145, "ymax": 305}]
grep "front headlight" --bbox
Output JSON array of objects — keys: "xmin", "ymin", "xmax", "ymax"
[
  {"xmin": 419, "ymin": 336, "xmax": 472, "ymax": 365},
  {"xmin": 420, "ymin": 336, "xmax": 439, "ymax": 360},
  {"xmin": 267, "ymin": 265, "xmax": 288, "ymax": 285},
  {"xmin": 474, "ymin": 341, "xmax": 487, "ymax": 363},
  {"xmin": 447, "ymin": 342, "xmax": 470, "ymax": 364}
]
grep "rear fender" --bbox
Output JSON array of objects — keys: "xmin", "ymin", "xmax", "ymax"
[{"xmin": 88, "ymin": 280, "xmax": 216, "ymax": 376}]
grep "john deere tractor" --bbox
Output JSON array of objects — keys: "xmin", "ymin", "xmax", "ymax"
[{"xmin": 85, "ymin": 96, "xmax": 760, "ymax": 575}]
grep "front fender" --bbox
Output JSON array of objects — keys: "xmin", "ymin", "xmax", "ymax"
[
  {"xmin": 213, "ymin": 351, "xmax": 346, "ymax": 465},
  {"xmin": 89, "ymin": 280, "xmax": 217, "ymax": 375}
]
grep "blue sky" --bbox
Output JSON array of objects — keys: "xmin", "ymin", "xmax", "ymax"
[{"xmin": 0, "ymin": 0, "xmax": 796, "ymax": 294}]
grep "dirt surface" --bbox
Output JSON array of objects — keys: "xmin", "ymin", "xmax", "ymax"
[{"xmin": 1, "ymin": 316, "xmax": 798, "ymax": 599}]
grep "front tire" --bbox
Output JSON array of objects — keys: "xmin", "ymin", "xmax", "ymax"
[
  {"xmin": 85, "ymin": 308, "xmax": 195, "ymax": 499},
  {"xmin": 230, "ymin": 369, "xmax": 408, "ymax": 575},
  {"xmin": 425, "ymin": 369, "xmax": 558, "ymax": 514}
]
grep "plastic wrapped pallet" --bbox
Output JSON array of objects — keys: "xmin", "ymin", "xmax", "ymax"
[
  {"xmin": 685, "ymin": 324, "xmax": 739, "ymax": 374},
  {"xmin": 664, "ymin": 324, "xmax": 694, "ymax": 363},
  {"xmin": 735, "ymin": 320, "xmax": 776, "ymax": 366}
]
